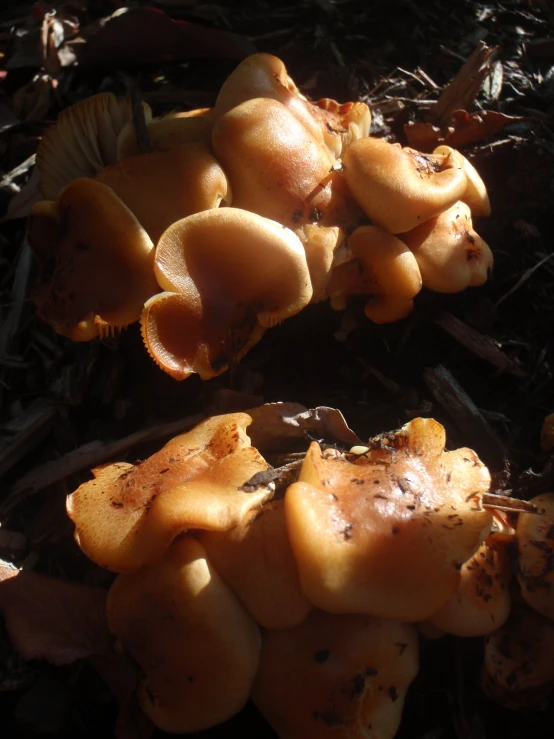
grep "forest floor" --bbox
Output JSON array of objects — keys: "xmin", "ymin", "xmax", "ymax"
[{"xmin": 0, "ymin": 0, "xmax": 554, "ymax": 737}]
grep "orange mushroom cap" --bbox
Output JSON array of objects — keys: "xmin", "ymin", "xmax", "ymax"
[
  {"xmin": 95, "ymin": 142, "xmax": 230, "ymax": 243},
  {"xmin": 142, "ymin": 208, "xmax": 313, "ymax": 380},
  {"xmin": 433, "ymin": 145, "xmax": 491, "ymax": 217},
  {"xmin": 67, "ymin": 412, "xmax": 274, "ymax": 572},
  {"xmin": 107, "ymin": 536, "xmax": 261, "ymax": 733},
  {"xmin": 27, "ymin": 178, "xmax": 158, "ymax": 341},
  {"xmin": 325, "ymin": 225, "xmax": 422, "ymax": 323},
  {"xmin": 36, "ymin": 92, "xmax": 152, "ymax": 200},
  {"xmin": 198, "ymin": 498, "xmax": 312, "ymax": 630},
  {"xmin": 251, "ymin": 609, "xmax": 419, "ymax": 739},
  {"xmin": 516, "ymin": 492, "xmax": 554, "ymax": 621},
  {"xmin": 399, "ymin": 201, "xmax": 493, "ymax": 293},
  {"xmin": 285, "ymin": 417, "xmax": 493, "ymax": 621},
  {"xmin": 342, "ymin": 138, "xmax": 467, "ymax": 233}
]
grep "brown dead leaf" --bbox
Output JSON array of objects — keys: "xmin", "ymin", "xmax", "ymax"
[
  {"xmin": 404, "ymin": 109, "xmax": 524, "ymax": 151},
  {"xmin": 247, "ymin": 402, "xmax": 362, "ymax": 453},
  {"xmin": 0, "ymin": 562, "xmax": 112, "ymax": 665}
]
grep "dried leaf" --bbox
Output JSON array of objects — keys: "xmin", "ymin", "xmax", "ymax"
[
  {"xmin": 404, "ymin": 109, "xmax": 523, "ymax": 151},
  {"xmin": 77, "ymin": 7, "xmax": 254, "ymax": 71},
  {"xmin": 0, "ymin": 562, "xmax": 111, "ymax": 665},
  {"xmin": 247, "ymin": 402, "xmax": 362, "ymax": 453}
]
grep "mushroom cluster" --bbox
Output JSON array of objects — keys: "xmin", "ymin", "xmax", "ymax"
[
  {"xmin": 28, "ymin": 53, "xmax": 493, "ymax": 380},
  {"xmin": 66, "ymin": 411, "xmax": 544, "ymax": 737}
]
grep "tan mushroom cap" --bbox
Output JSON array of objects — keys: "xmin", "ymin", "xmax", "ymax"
[
  {"xmin": 516, "ymin": 493, "xmax": 554, "ymax": 621},
  {"xmin": 433, "ymin": 145, "xmax": 491, "ymax": 217},
  {"xmin": 67, "ymin": 413, "xmax": 274, "ymax": 572},
  {"xmin": 27, "ymin": 179, "xmax": 158, "ymax": 341},
  {"xmin": 251, "ymin": 610, "xmax": 419, "ymax": 739},
  {"xmin": 325, "ymin": 225, "xmax": 423, "ymax": 323},
  {"xmin": 36, "ymin": 92, "xmax": 152, "ymax": 200},
  {"xmin": 117, "ymin": 108, "xmax": 216, "ymax": 159},
  {"xmin": 428, "ymin": 534, "xmax": 512, "ymax": 637},
  {"xmin": 215, "ymin": 53, "xmax": 370, "ymax": 159},
  {"xmin": 142, "ymin": 208, "xmax": 312, "ymax": 380},
  {"xmin": 96, "ymin": 141, "xmax": 230, "ymax": 243},
  {"xmin": 482, "ymin": 602, "xmax": 554, "ymax": 709},
  {"xmin": 198, "ymin": 499, "xmax": 312, "ymax": 630},
  {"xmin": 107, "ymin": 536, "xmax": 261, "ymax": 734},
  {"xmin": 399, "ymin": 201, "xmax": 494, "ymax": 293},
  {"xmin": 211, "ymin": 98, "xmax": 337, "ymax": 230},
  {"xmin": 285, "ymin": 417, "xmax": 493, "ymax": 621},
  {"xmin": 342, "ymin": 138, "xmax": 467, "ymax": 233}
]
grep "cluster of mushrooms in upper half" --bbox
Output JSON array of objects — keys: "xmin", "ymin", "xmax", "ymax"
[
  {"xmin": 66, "ymin": 412, "xmax": 554, "ymax": 737},
  {"xmin": 27, "ymin": 53, "xmax": 493, "ymax": 380}
]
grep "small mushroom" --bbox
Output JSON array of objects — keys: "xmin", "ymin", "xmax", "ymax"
[
  {"xmin": 142, "ymin": 208, "xmax": 313, "ymax": 380},
  {"xmin": 433, "ymin": 145, "xmax": 491, "ymax": 217},
  {"xmin": 107, "ymin": 536, "xmax": 261, "ymax": 733},
  {"xmin": 36, "ymin": 93, "xmax": 152, "ymax": 199},
  {"xmin": 198, "ymin": 499, "xmax": 312, "ymax": 630},
  {"xmin": 342, "ymin": 138, "xmax": 467, "ymax": 233},
  {"xmin": 325, "ymin": 225, "xmax": 422, "ymax": 323},
  {"xmin": 215, "ymin": 53, "xmax": 370, "ymax": 159},
  {"xmin": 251, "ymin": 609, "xmax": 419, "ymax": 739},
  {"xmin": 482, "ymin": 601, "xmax": 554, "ymax": 709},
  {"xmin": 117, "ymin": 108, "xmax": 216, "ymax": 159},
  {"xmin": 95, "ymin": 142, "xmax": 230, "ymax": 243},
  {"xmin": 27, "ymin": 179, "xmax": 158, "ymax": 341},
  {"xmin": 285, "ymin": 417, "xmax": 492, "ymax": 621},
  {"xmin": 67, "ymin": 412, "xmax": 274, "ymax": 572},
  {"xmin": 516, "ymin": 493, "xmax": 554, "ymax": 621},
  {"xmin": 399, "ymin": 201, "xmax": 493, "ymax": 293}
]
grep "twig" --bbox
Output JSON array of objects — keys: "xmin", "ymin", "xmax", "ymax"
[{"xmin": 495, "ymin": 253, "xmax": 554, "ymax": 308}]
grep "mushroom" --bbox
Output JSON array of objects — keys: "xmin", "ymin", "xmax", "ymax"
[
  {"xmin": 427, "ymin": 532, "xmax": 512, "ymax": 636},
  {"xmin": 198, "ymin": 498, "xmax": 312, "ymax": 630},
  {"xmin": 342, "ymin": 138, "xmax": 467, "ymax": 233},
  {"xmin": 117, "ymin": 108, "xmax": 216, "ymax": 159},
  {"xmin": 95, "ymin": 141, "xmax": 230, "ymax": 243},
  {"xmin": 27, "ymin": 178, "xmax": 158, "ymax": 341},
  {"xmin": 482, "ymin": 601, "xmax": 554, "ymax": 709},
  {"xmin": 433, "ymin": 145, "xmax": 491, "ymax": 217},
  {"xmin": 324, "ymin": 225, "xmax": 422, "ymax": 323},
  {"xmin": 141, "ymin": 208, "xmax": 313, "ymax": 380},
  {"xmin": 399, "ymin": 201, "xmax": 493, "ymax": 293},
  {"xmin": 67, "ymin": 412, "xmax": 274, "ymax": 572},
  {"xmin": 215, "ymin": 53, "xmax": 370, "ymax": 159},
  {"xmin": 284, "ymin": 417, "xmax": 493, "ymax": 621},
  {"xmin": 36, "ymin": 92, "xmax": 152, "ymax": 199},
  {"xmin": 251, "ymin": 609, "xmax": 419, "ymax": 739},
  {"xmin": 107, "ymin": 536, "xmax": 261, "ymax": 733},
  {"xmin": 516, "ymin": 493, "xmax": 554, "ymax": 621}
]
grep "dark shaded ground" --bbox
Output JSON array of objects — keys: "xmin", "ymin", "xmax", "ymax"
[{"xmin": 1, "ymin": 0, "xmax": 554, "ymax": 737}]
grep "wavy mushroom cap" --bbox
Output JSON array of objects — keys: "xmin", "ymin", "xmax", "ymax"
[
  {"xmin": 27, "ymin": 179, "xmax": 157, "ymax": 341},
  {"xmin": 482, "ymin": 602, "xmax": 554, "ymax": 709},
  {"xmin": 36, "ymin": 92, "xmax": 152, "ymax": 200},
  {"xmin": 67, "ymin": 413, "xmax": 274, "ymax": 572},
  {"xmin": 142, "ymin": 208, "xmax": 312, "ymax": 380},
  {"xmin": 342, "ymin": 138, "xmax": 467, "ymax": 233},
  {"xmin": 399, "ymin": 201, "xmax": 494, "ymax": 293},
  {"xmin": 433, "ymin": 145, "xmax": 491, "ymax": 217},
  {"xmin": 107, "ymin": 536, "xmax": 261, "ymax": 734},
  {"xmin": 215, "ymin": 53, "xmax": 370, "ymax": 159},
  {"xmin": 285, "ymin": 417, "xmax": 492, "ymax": 621},
  {"xmin": 325, "ymin": 225, "xmax": 422, "ymax": 323},
  {"xmin": 516, "ymin": 493, "xmax": 554, "ymax": 621},
  {"xmin": 212, "ymin": 98, "xmax": 337, "ymax": 230},
  {"xmin": 117, "ymin": 108, "xmax": 216, "ymax": 159},
  {"xmin": 251, "ymin": 610, "xmax": 419, "ymax": 739},
  {"xmin": 198, "ymin": 499, "xmax": 312, "ymax": 630},
  {"xmin": 428, "ymin": 534, "xmax": 512, "ymax": 637},
  {"xmin": 95, "ymin": 142, "xmax": 230, "ymax": 243}
]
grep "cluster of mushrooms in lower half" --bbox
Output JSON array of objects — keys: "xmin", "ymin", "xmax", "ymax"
[
  {"xmin": 67, "ymin": 412, "xmax": 554, "ymax": 736},
  {"xmin": 28, "ymin": 53, "xmax": 493, "ymax": 380}
]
